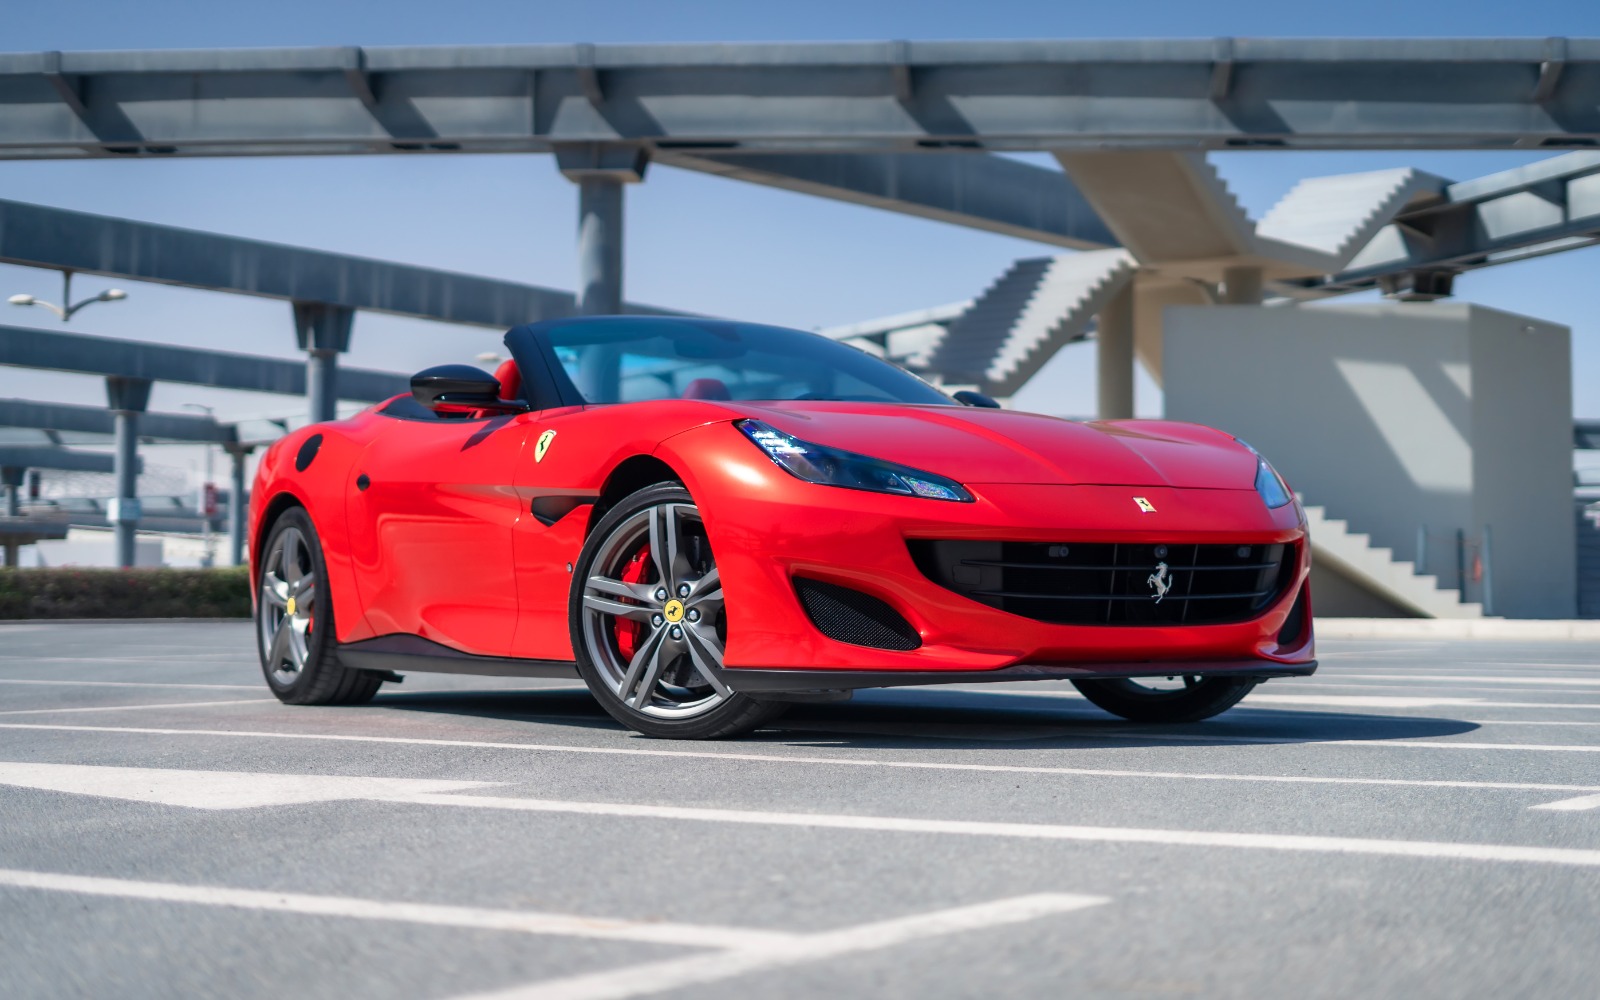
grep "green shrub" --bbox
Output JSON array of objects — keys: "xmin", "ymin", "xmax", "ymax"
[{"xmin": 0, "ymin": 567, "xmax": 252, "ymax": 619}]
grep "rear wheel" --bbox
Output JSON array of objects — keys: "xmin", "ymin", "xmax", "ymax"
[
  {"xmin": 1071, "ymin": 675, "xmax": 1256, "ymax": 723},
  {"xmin": 256, "ymin": 507, "xmax": 382, "ymax": 706},
  {"xmin": 570, "ymin": 483, "xmax": 787, "ymax": 739}
]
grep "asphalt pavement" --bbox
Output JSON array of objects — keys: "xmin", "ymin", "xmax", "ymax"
[{"xmin": 2, "ymin": 620, "xmax": 1598, "ymax": 999}]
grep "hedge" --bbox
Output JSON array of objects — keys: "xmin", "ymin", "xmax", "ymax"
[{"xmin": 0, "ymin": 567, "xmax": 253, "ymax": 619}]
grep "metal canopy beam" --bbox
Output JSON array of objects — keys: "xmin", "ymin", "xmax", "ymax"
[
  {"xmin": 663, "ymin": 151, "xmax": 1116, "ymax": 249},
  {"xmin": 0, "ymin": 325, "xmax": 407, "ymax": 400},
  {"xmin": 0, "ymin": 445, "xmax": 137, "ymax": 475},
  {"xmin": 0, "ymin": 199, "xmax": 676, "ymax": 327},
  {"xmin": 0, "ymin": 397, "xmax": 236, "ymax": 444},
  {"xmin": 3, "ymin": 39, "xmax": 1600, "ymax": 156}
]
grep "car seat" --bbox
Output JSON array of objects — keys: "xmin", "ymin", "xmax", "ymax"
[{"xmin": 683, "ymin": 377, "xmax": 732, "ymax": 401}]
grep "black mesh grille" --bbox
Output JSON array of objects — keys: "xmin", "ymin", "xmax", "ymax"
[
  {"xmin": 909, "ymin": 540, "xmax": 1298, "ymax": 627},
  {"xmin": 794, "ymin": 577, "xmax": 922, "ymax": 650}
]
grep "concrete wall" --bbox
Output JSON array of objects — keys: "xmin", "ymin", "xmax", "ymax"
[{"xmin": 1164, "ymin": 302, "xmax": 1575, "ymax": 619}]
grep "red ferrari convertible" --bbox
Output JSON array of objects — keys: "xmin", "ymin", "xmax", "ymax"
[{"xmin": 250, "ymin": 316, "xmax": 1314, "ymax": 738}]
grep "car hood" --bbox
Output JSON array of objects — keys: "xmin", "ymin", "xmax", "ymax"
[{"xmin": 729, "ymin": 402, "xmax": 1259, "ymax": 489}]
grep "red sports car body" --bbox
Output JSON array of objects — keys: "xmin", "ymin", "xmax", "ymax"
[{"xmin": 249, "ymin": 316, "xmax": 1314, "ymax": 738}]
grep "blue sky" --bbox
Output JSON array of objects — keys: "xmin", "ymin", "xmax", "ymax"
[{"xmin": 2, "ymin": 0, "xmax": 1598, "ymax": 463}]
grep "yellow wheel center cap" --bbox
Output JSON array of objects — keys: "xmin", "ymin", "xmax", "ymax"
[
  {"xmin": 285, "ymin": 596, "xmax": 297, "ymax": 616},
  {"xmin": 662, "ymin": 599, "xmax": 685, "ymax": 624}
]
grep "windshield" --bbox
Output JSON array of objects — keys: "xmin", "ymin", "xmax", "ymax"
[{"xmin": 534, "ymin": 318, "xmax": 952, "ymax": 407}]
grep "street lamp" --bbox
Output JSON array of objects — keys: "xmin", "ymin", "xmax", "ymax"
[
  {"xmin": 8, "ymin": 272, "xmax": 128, "ymax": 322},
  {"xmin": 182, "ymin": 403, "xmax": 218, "ymax": 568}
]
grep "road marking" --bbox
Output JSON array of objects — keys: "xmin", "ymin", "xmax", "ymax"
[
  {"xmin": 0, "ymin": 679, "xmax": 260, "ymax": 690},
  {"xmin": 1326, "ymin": 675, "xmax": 1600, "ymax": 687},
  {"xmin": 1245, "ymin": 694, "xmax": 1519, "ymax": 709},
  {"xmin": 1287, "ymin": 683, "xmax": 1600, "ymax": 699},
  {"xmin": 0, "ymin": 762, "xmax": 496, "ymax": 810},
  {"xmin": 0, "ymin": 699, "xmax": 268, "ymax": 716},
  {"xmin": 1529, "ymin": 793, "xmax": 1600, "ymax": 812},
  {"xmin": 455, "ymin": 894, "xmax": 1107, "ymax": 1000},
  {"xmin": 0, "ymin": 868, "xmax": 797, "ymax": 950},
  {"xmin": 5, "ymin": 762, "xmax": 1600, "ymax": 868},
  {"xmin": 6, "ymin": 725, "xmax": 1600, "ymax": 791}
]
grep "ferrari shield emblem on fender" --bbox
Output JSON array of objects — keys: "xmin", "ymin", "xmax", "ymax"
[
  {"xmin": 535, "ymin": 430, "xmax": 556, "ymax": 463},
  {"xmin": 1133, "ymin": 496, "xmax": 1157, "ymax": 513},
  {"xmin": 1147, "ymin": 561, "xmax": 1173, "ymax": 603}
]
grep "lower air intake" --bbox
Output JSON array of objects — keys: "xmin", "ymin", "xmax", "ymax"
[{"xmin": 794, "ymin": 577, "xmax": 921, "ymax": 651}]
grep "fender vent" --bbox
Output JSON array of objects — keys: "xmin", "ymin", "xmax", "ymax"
[{"xmin": 794, "ymin": 578, "xmax": 921, "ymax": 651}]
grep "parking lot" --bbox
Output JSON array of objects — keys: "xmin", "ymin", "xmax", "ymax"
[{"xmin": 2, "ymin": 620, "xmax": 1598, "ymax": 999}]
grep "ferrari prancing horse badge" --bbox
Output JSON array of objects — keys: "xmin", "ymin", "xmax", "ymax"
[
  {"xmin": 1133, "ymin": 496, "xmax": 1157, "ymax": 513},
  {"xmin": 535, "ymin": 429, "xmax": 556, "ymax": 462}
]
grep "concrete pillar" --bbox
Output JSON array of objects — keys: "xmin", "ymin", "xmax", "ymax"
[
  {"xmin": 1, "ymin": 467, "xmax": 20, "ymax": 518},
  {"xmin": 105, "ymin": 376, "xmax": 152, "ymax": 569},
  {"xmin": 292, "ymin": 303, "xmax": 355, "ymax": 424},
  {"xmin": 226, "ymin": 446, "xmax": 251, "ymax": 568},
  {"xmin": 1096, "ymin": 283, "xmax": 1136, "ymax": 420},
  {"xmin": 1222, "ymin": 266, "xmax": 1264, "ymax": 305},
  {"xmin": 555, "ymin": 144, "xmax": 649, "ymax": 317},
  {"xmin": 577, "ymin": 178, "xmax": 625, "ymax": 315}
]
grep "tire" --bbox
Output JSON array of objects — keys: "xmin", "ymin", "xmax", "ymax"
[
  {"xmin": 1071, "ymin": 675, "xmax": 1256, "ymax": 723},
  {"xmin": 255, "ymin": 506, "xmax": 382, "ymax": 706},
  {"xmin": 569, "ymin": 483, "xmax": 788, "ymax": 739}
]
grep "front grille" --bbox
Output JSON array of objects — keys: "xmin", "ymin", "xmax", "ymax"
[
  {"xmin": 909, "ymin": 540, "xmax": 1297, "ymax": 626},
  {"xmin": 794, "ymin": 577, "xmax": 922, "ymax": 650}
]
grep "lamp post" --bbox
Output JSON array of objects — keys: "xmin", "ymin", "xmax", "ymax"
[
  {"xmin": 182, "ymin": 403, "xmax": 218, "ymax": 568},
  {"xmin": 8, "ymin": 272, "xmax": 128, "ymax": 322}
]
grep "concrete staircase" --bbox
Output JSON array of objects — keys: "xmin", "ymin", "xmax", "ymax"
[
  {"xmin": 1301, "ymin": 502, "xmax": 1484, "ymax": 619},
  {"xmin": 927, "ymin": 248, "xmax": 1134, "ymax": 396}
]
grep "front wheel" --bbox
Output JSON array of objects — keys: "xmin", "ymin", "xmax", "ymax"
[
  {"xmin": 1071, "ymin": 675, "xmax": 1256, "ymax": 723},
  {"xmin": 256, "ymin": 507, "xmax": 382, "ymax": 706},
  {"xmin": 570, "ymin": 483, "xmax": 787, "ymax": 739}
]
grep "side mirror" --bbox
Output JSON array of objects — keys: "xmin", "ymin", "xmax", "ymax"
[
  {"xmin": 411, "ymin": 365, "xmax": 527, "ymax": 414},
  {"xmin": 952, "ymin": 390, "xmax": 1002, "ymax": 409}
]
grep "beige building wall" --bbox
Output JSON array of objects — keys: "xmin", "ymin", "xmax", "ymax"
[{"xmin": 1163, "ymin": 302, "xmax": 1574, "ymax": 619}]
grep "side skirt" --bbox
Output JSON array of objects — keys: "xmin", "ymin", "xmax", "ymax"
[{"xmin": 339, "ymin": 634, "xmax": 579, "ymax": 680}]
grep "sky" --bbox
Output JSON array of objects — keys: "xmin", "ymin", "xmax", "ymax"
[{"xmin": 3, "ymin": 0, "xmax": 1599, "ymax": 489}]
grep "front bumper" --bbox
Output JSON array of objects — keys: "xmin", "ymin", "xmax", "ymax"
[{"xmin": 658, "ymin": 423, "xmax": 1315, "ymax": 679}]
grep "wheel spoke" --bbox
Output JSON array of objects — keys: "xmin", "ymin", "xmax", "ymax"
[
  {"xmin": 648, "ymin": 503, "xmax": 685, "ymax": 587},
  {"xmin": 618, "ymin": 627, "xmax": 668, "ymax": 708},
  {"xmin": 685, "ymin": 567, "xmax": 721, "ymax": 608},
  {"xmin": 587, "ymin": 576, "xmax": 658, "ymax": 603},
  {"xmin": 583, "ymin": 593, "xmax": 656, "ymax": 622},
  {"xmin": 287, "ymin": 616, "xmax": 311, "ymax": 667},
  {"xmin": 261, "ymin": 572, "xmax": 289, "ymax": 609},
  {"xmin": 682, "ymin": 623, "xmax": 731, "ymax": 698},
  {"xmin": 279, "ymin": 529, "xmax": 304, "ymax": 590},
  {"xmin": 266, "ymin": 617, "xmax": 293, "ymax": 671}
]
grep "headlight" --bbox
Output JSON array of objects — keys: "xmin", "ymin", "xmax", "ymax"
[
  {"xmin": 737, "ymin": 419, "xmax": 973, "ymax": 502},
  {"xmin": 1236, "ymin": 439, "xmax": 1294, "ymax": 509}
]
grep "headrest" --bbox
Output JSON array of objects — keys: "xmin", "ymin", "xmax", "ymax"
[
  {"xmin": 493, "ymin": 359, "xmax": 523, "ymax": 401},
  {"xmin": 683, "ymin": 377, "xmax": 732, "ymax": 401}
]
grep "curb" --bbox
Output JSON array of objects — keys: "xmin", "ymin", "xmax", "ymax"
[{"xmin": 1315, "ymin": 617, "xmax": 1600, "ymax": 642}]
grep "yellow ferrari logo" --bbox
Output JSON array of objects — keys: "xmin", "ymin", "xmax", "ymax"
[
  {"xmin": 535, "ymin": 429, "xmax": 556, "ymax": 463},
  {"xmin": 1133, "ymin": 497, "xmax": 1157, "ymax": 514},
  {"xmin": 285, "ymin": 596, "xmax": 297, "ymax": 616},
  {"xmin": 663, "ymin": 599, "xmax": 685, "ymax": 624}
]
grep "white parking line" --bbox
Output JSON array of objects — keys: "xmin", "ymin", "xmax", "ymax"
[
  {"xmin": 0, "ymin": 700, "xmax": 269, "ymax": 716},
  {"xmin": 1, "ymin": 728, "xmax": 1598, "ymax": 799},
  {"xmin": 0, "ymin": 679, "xmax": 260, "ymax": 690},
  {"xmin": 4, "ymin": 761, "xmax": 1598, "ymax": 869},
  {"xmin": 1529, "ymin": 793, "xmax": 1600, "ymax": 812},
  {"xmin": 1325, "ymin": 675, "xmax": 1600, "ymax": 687},
  {"xmin": 457, "ymin": 894, "xmax": 1107, "ymax": 1000},
  {"xmin": 0, "ymin": 868, "xmax": 800, "ymax": 949}
]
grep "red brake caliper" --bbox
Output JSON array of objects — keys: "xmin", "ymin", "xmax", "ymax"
[{"xmin": 613, "ymin": 544, "xmax": 652, "ymax": 661}]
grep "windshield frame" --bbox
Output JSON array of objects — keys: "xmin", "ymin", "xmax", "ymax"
[{"xmin": 503, "ymin": 316, "xmax": 955, "ymax": 410}]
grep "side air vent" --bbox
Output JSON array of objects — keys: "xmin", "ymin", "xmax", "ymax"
[{"xmin": 793, "ymin": 577, "xmax": 921, "ymax": 651}]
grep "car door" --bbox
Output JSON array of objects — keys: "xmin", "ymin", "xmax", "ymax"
[{"xmin": 345, "ymin": 409, "xmax": 533, "ymax": 655}]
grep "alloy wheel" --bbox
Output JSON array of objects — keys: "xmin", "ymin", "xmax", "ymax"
[
  {"xmin": 578, "ymin": 501, "xmax": 731, "ymax": 719},
  {"xmin": 258, "ymin": 525, "xmax": 318, "ymax": 687}
]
